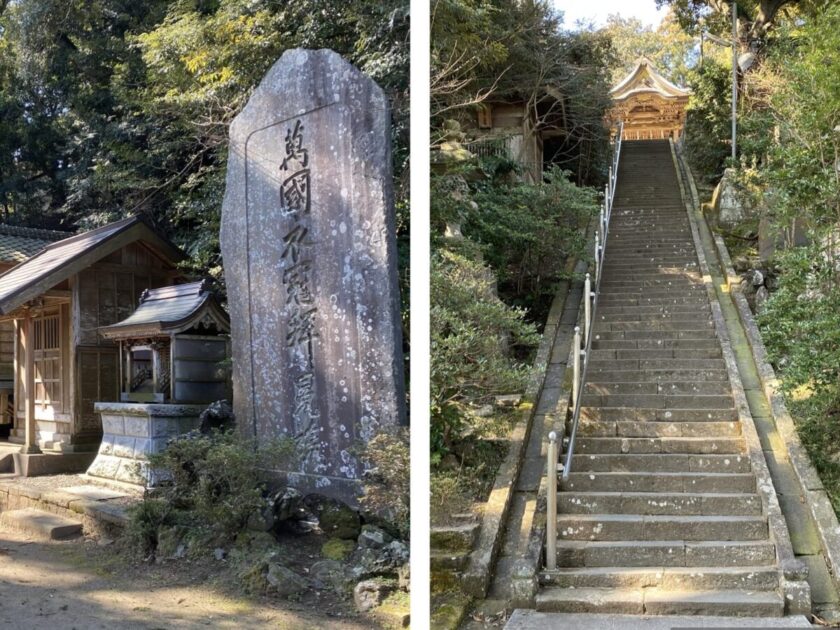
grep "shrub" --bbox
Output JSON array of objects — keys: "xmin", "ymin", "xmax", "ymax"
[
  {"xmin": 125, "ymin": 430, "xmax": 297, "ymax": 554},
  {"xmin": 430, "ymin": 244, "xmax": 539, "ymax": 457},
  {"xmin": 758, "ymin": 244, "xmax": 840, "ymax": 515},
  {"xmin": 360, "ymin": 429, "xmax": 410, "ymax": 539},
  {"xmin": 683, "ymin": 59, "xmax": 731, "ymax": 183}
]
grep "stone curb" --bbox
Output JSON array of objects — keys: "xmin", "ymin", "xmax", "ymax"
[
  {"xmin": 698, "ymin": 187, "xmax": 840, "ymax": 594},
  {"xmin": 508, "ymin": 267, "xmax": 583, "ymax": 609},
  {"xmin": 460, "ymin": 267, "xmax": 575, "ymax": 599},
  {"xmin": 0, "ymin": 480, "xmax": 130, "ymax": 537},
  {"xmin": 670, "ymin": 141, "xmax": 809, "ymax": 613}
]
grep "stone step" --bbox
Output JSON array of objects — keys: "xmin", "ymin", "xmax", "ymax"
[
  {"xmin": 554, "ymin": 540, "xmax": 777, "ymax": 568},
  {"xmin": 584, "ymin": 368, "xmax": 728, "ymax": 382},
  {"xmin": 554, "ymin": 514, "xmax": 767, "ymax": 541},
  {"xmin": 591, "ymin": 340, "xmax": 720, "ymax": 351},
  {"xmin": 535, "ymin": 587, "xmax": 784, "ymax": 616},
  {"xmin": 597, "ymin": 302, "xmax": 709, "ymax": 311},
  {"xmin": 569, "ymin": 453, "xmax": 751, "ymax": 473},
  {"xmin": 601, "ymin": 266, "xmax": 699, "ymax": 275},
  {"xmin": 430, "ymin": 523, "xmax": 480, "ymax": 552},
  {"xmin": 596, "ymin": 306, "xmax": 711, "ymax": 316},
  {"xmin": 574, "ymin": 437, "xmax": 745, "ymax": 455},
  {"xmin": 585, "ymin": 381, "xmax": 731, "ymax": 395},
  {"xmin": 579, "ymin": 393, "xmax": 733, "ymax": 409},
  {"xmin": 540, "ymin": 566, "xmax": 779, "ymax": 590},
  {"xmin": 605, "ymin": 248, "xmax": 697, "ymax": 255},
  {"xmin": 577, "ymin": 419, "xmax": 740, "ymax": 438},
  {"xmin": 604, "ymin": 259, "xmax": 698, "ymax": 267},
  {"xmin": 579, "ymin": 407, "xmax": 737, "ymax": 422},
  {"xmin": 561, "ymin": 472, "xmax": 755, "ymax": 494},
  {"xmin": 556, "ymin": 491, "xmax": 762, "ymax": 515},
  {"xmin": 589, "ymin": 359, "xmax": 725, "ymax": 372},
  {"xmin": 589, "ymin": 349, "xmax": 722, "ymax": 361},
  {"xmin": 596, "ymin": 302, "xmax": 710, "ymax": 312},
  {"xmin": 430, "ymin": 549, "xmax": 469, "ymax": 572},
  {"xmin": 0, "ymin": 508, "xmax": 82, "ymax": 540},
  {"xmin": 594, "ymin": 315, "xmax": 714, "ymax": 326},
  {"xmin": 593, "ymin": 330, "xmax": 715, "ymax": 340}
]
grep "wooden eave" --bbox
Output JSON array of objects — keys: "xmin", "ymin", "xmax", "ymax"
[
  {"xmin": 99, "ymin": 295, "xmax": 230, "ymax": 341},
  {"xmin": 0, "ymin": 215, "xmax": 185, "ymax": 316}
]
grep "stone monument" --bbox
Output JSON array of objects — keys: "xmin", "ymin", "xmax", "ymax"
[{"xmin": 220, "ymin": 49, "xmax": 405, "ymax": 503}]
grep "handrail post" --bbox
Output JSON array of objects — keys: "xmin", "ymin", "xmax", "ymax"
[
  {"xmin": 594, "ymin": 233, "xmax": 600, "ymax": 284},
  {"xmin": 546, "ymin": 431, "xmax": 558, "ymax": 570},
  {"xmin": 600, "ymin": 205, "xmax": 605, "ymax": 240},
  {"xmin": 584, "ymin": 273, "xmax": 591, "ymax": 342},
  {"xmin": 572, "ymin": 326, "xmax": 581, "ymax": 409}
]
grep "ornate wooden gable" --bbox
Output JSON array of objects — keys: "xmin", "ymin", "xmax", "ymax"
[{"xmin": 608, "ymin": 58, "xmax": 691, "ymax": 141}]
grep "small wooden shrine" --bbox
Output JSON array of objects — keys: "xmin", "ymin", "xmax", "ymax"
[
  {"xmin": 98, "ymin": 281, "xmax": 231, "ymax": 404},
  {"xmin": 87, "ymin": 281, "xmax": 231, "ymax": 486},
  {"xmin": 608, "ymin": 58, "xmax": 691, "ymax": 141}
]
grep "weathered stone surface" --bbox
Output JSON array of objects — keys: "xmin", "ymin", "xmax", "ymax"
[
  {"xmin": 353, "ymin": 579, "xmax": 391, "ymax": 612},
  {"xmin": 505, "ymin": 611, "xmax": 812, "ymax": 629},
  {"xmin": 306, "ymin": 494, "xmax": 361, "ymax": 539},
  {"xmin": 86, "ymin": 403, "xmax": 203, "ymax": 486},
  {"xmin": 220, "ymin": 48, "xmax": 405, "ymax": 503},
  {"xmin": 310, "ymin": 559, "xmax": 346, "ymax": 591},
  {"xmin": 321, "ymin": 537, "xmax": 355, "ymax": 561},
  {"xmin": 265, "ymin": 562, "xmax": 309, "ymax": 598}
]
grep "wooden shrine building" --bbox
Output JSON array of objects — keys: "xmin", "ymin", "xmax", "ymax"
[
  {"xmin": 608, "ymin": 58, "xmax": 691, "ymax": 141},
  {"xmin": 0, "ymin": 215, "xmax": 187, "ymax": 458}
]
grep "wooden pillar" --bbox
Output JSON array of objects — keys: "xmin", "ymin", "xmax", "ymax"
[
  {"xmin": 152, "ymin": 345, "xmax": 161, "ymax": 394},
  {"xmin": 21, "ymin": 309, "xmax": 40, "ymax": 454}
]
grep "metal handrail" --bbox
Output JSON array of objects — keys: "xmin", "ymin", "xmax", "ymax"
[{"xmin": 546, "ymin": 122, "xmax": 623, "ymax": 571}]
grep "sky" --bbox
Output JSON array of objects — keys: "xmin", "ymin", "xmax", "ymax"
[{"xmin": 554, "ymin": 0, "xmax": 667, "ymax": 29}]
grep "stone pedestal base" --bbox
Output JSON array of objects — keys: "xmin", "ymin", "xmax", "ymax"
[{"xmin": 86, "ymin": 403, "xmax": 204, "ymax": 486}]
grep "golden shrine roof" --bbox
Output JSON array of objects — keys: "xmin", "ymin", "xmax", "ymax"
[{"xmin": 610, "ymin": 57, "xmax": 691, "ymax": 101}]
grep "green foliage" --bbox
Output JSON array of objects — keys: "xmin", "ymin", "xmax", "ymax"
[
  {"xmin": 430, "ymin": 244, "xmax": 538, "ymax": 455},
  {"xmin": 0, "ymin": 0, "xmax": 408, "ymax": 284},
  {"xmin": 123, "ymin": 498, "xmax": 174, "ymax": 556},
  {"xmin": 757, "ymin": 246, "xmax": 840, "ymax": 392},
  {"xmin": 466, "ymin": 165, "xmax": 598, "ymax": 301},
  {"xmin": 683, "ymin": 59, "xmax": 731, "ymax": 182},
  {"xmin": 124, "ymin": 430, "xmax": 297, "ymax": 554},
  {"xmin": 601, "ymin": 12, "xmax": 697, "ymax": 85},
  {"xmin": 752, "ymin": 4, "xmax": 840, "ymax": 233},
  {"xmin": 431, "ymin": 0, "xmax": 612, "ymax": 186},
  {"xmin": 757, "ymin": 245, "xmax": 840, "ymax": 514},
  {"xmin": 359, "ymin": 429, "xmax": 410, "ymax": 539}
]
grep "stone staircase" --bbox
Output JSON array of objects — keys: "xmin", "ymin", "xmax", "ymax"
[{"xmin": 537, "ymin": 141, "xmax": 788, "ymax": 616}]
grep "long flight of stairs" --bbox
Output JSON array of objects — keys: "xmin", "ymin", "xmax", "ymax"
[{"xmin": 537, "ymin": 141, "xmax": 787, "ymax": 616}]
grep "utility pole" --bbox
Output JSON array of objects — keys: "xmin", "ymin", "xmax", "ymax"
[{"xmin": 732, "ymin": 0, "xmax": 738, "ymax": 161}]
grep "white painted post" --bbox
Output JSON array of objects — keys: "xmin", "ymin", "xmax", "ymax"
[
  {"xmin": 572, "ymin": 326, "xmax": 581, "ymax": 410},
  {"xmin": 600, "ymin": 205, "xmax": 605, "ymax": 239},
  {"xmin": 546, "ymin": 431, "xmax": 558, "ymax": 570},
  {"xmin": 584, "ymin": 273, "xmax": 591, "ymax": 342},
  {"xmin": 595, "ymin": 233, "xmax": 600, "ymax": 283}
]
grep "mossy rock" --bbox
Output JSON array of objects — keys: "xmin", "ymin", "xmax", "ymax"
[
  {"xmin": 430, "ymin": 569, "xmax": 460, "ymax": 594},
  {"xmin": 234, "ymin": 530, "xmax": 278, "ymax": 554},
  {"xmin": 321, "ymin": 537, "xmax": 355, "ymax": 561},
  {"xmin": 317, "ymin": 500, "xmax": 361, "ymax": 539},
  {"xmin": 430, "ymin": 593, "xmax": 471, "ymax": 630},
  {"xmin": 239, "ymin": 558, "xmax": 271, "ymax": 594},
  {"xmin": 374, "ymin": 591, "xmax": 411, "ymax": 628}
]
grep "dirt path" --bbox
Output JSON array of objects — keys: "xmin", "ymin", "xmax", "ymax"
[{"xmin": 0, "ymin": 525, "xmax": 378, "ymax": 630}]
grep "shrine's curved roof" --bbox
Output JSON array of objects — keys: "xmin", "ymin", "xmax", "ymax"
[
  {"xmin": 611, "ymin": 57, "xmax": 691, "ymax": 101},
  {"xmin": 99, "ymin": 280, "xmax": 230, "ymax": 339}
]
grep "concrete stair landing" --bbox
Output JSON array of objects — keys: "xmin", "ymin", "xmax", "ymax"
[
  {"xmin": 539, "ymin": 141, "xmax": 786, "ymax": 617},
  {"xmin": 0, "ymin": 507, "xmax": 83, "ymax": 540}
]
